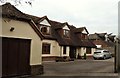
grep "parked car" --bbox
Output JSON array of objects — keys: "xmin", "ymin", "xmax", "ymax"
[{"xmin": 93, "ymin": 50, "xmax": 112, "ymax": 60}]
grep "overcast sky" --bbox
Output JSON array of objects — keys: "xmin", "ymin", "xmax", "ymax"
[{"xmin": 8, "ymin": 0, "xmax": 120, "ymax": 35}]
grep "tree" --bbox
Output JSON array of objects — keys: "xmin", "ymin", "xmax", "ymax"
[{"xmin": 0, "ymin": 0, "xmax": 34, "ymax": 6}]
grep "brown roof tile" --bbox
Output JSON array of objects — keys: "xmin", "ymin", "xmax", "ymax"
[
  {"xmin": 1, "ymin": 3, "xmax": 44, "ymax": 39},
  {"xmin": 1, "ymin": 3, "xmax": 96, "ymax": 48}
]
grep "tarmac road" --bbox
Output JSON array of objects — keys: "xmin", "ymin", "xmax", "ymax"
[
  {"xmin": 27, "ymin": 57, "xmax": 118, "ymax": 78},
  {"xmin": 42, "ymin": 57, "xmax": 115, "ymax": 76}
]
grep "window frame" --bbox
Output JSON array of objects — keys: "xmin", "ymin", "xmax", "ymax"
[
  {"xmin": 42, "ymin": 43, "xmax": 51, "ymax": 54},
  {"xmin": 63, "ymin": 29, "xmax": 70, "ymax": 38},
  {"xmin": 63, "ymin": 46, "xmax": 67, "ymax": 54},
  {"xmin": 86, "ymin": 47, "xmax": 92, "ymax": 54},
  {"xmin": 40, "ymin": 25, "xmax": 51, "ymax": 35}
]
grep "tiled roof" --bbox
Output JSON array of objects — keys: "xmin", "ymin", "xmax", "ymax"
[
  {"xmin": 73, "ymin": 27, "xmax": 89, "ymax": 34},
  {"xmin": 0, "ymin": 3, "xmax": 30, "ymax": 21},
  {"xmin": 1, "ymin": 3, "xmax": 96, "ymax": 48},
  {"xmin": 1, "ymin": 3, "xmax": 44, "ymax": 39},
  {"xmin": 89, "ymin": 33, "xmax": 107, "ymax": 40},
  {"xmin": 26, "ymin": 13, "xmax": 96, "ymax": 47}
]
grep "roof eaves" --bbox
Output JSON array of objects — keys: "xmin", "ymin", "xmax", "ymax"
[{"xmin": 29, "ymin": 20, "xmax": 44, "ymax": 40}]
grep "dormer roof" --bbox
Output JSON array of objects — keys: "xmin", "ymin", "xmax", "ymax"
[{"xmin": 73, "ymin": 27, "xmax": 89, "ymax": 34}]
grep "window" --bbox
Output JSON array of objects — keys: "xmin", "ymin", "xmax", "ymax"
[
  {"xmin": 103, "ymin": 51, "xmax": 109, "ymax": 53},
  {"xmin": 40, "ymin": 26, "xmax": 51, "ymax": 35},
  {"xmin": 80, "ymin": 34, "xmax": 87, "ymax": 39},
  {"xmin": 63, "ymin": 29, "xmax": 70, "ymax": 38},
  {"xmin": 42, "ymin": 43, "xmax": 51, "ymax": 54},
  {"xmin": 86, "ymin": 48, "xmax": 91, "ymax": 54},
  {"xmin": 63, "ymin": 46, "xmax": 66, "ymax": 54}
]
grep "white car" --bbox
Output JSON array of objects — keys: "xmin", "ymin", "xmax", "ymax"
[{"xmin": 93, "ymin": 50, "xmax": 112, "ymax": 60}]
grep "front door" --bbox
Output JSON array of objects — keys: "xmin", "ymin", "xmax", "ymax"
[{"xmin": 69, "ymin": 47, "xmax": 76, "ymax": 59}]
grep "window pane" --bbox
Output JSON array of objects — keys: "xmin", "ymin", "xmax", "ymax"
[
  {"xmin": 63, "ymin": 46, "xmax": 66, "ymax": 54},
  {"xmin": 63, "ymin": 30, "xmax": 70, "ymax": 38},
  {"xmin": 41, "ymin": 26, "xmax": 50, "ymax": 35},
  {"xmin": 42, "ymin": 43, "xmax": 50, "ymax": 54},
  {"xmin": 86, "ymin": 48, "xmax": 91, "ymax": 54}
]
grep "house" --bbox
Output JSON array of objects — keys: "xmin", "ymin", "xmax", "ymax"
[
  {"xmin": 69, "ymin": 26, "xmax": 96, "ymax": 58},
  {"xmin": 26, "ymin": 14, "xmax": 96, "ymax": 60},
  {"xmin": 89, "ymin": 33, "xmax": 116, "ymax": 55},
  {"xmin": 0, "ymin": 3, "xmax": 96, "ymax": 61},
  {"xmin": 25, "ymin": 15, "xmax": 71, "ymax": 61},
  {"xmin": 0, "ymin": 3, "xmax": 44, "ymax": 77}
]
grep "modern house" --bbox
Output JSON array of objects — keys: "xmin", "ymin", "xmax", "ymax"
[
  {"xmin": 70, "ymin": 27, "xmax": 96, "ymax": 58},
  {"xmin": 89, "ymin": 33, "xmax": 116, "ymax": 55},
  {"xmin": 25, "ymin": 15, "xmax": 72, "ymax": 61},
  {"xmin": 26, "ymin": 14, "xmax": 96, "ymax": 61},
  {"xmin": 0, "ymin": 3, "xmax": 44, "ymax": 77},
  {"xmin": 1, "ymin": 4, "xmax": 97, "ymax": 74}
]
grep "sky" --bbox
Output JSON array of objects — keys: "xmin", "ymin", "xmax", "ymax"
[{"xmin": 4, "ymin": 0, "xmax": 120, "ymax": 35}]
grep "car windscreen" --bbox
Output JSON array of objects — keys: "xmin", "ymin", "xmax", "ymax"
[
  {"xmin": 103, "ymin": 51, "xmax": 109, "ymax": 53},
  {"xmin": 94, "ymin": 52, "xmax": 101, "ymax": 54}
]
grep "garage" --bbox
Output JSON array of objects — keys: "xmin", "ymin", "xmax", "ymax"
[{"xmin": 2, "ymin": 37, "xmax": 31, "ymax": 77}]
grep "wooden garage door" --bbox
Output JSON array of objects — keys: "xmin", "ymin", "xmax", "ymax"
[{"xmin": 2, "ymin": 37, "xmax": 31, "ymax": 77}]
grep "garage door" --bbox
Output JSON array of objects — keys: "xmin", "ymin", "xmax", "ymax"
[{"xmin": 2, "ymin": 37, "xmax": 31, "ymax": 77}]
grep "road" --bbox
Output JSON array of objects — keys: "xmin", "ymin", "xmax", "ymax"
[
  {"xmin": 41, "ymin": 57, "xmax": 115, "ymax": 76},
  {"xmin": 26, "ymin": 57, "xmax": 118, "ymax": 78}
]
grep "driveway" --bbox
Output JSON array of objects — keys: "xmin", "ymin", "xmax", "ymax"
[
  {"xmin": 41, "ymin": 57, "xmax": 116, "ymax": 76},
  {"xmin": 26, "ymin": 57, "xmax": 118, "ymax": 78}
]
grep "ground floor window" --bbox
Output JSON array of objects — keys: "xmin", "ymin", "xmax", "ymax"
[
  {"xmin": 42, "ymin": 43, "xmax": 51, "ymax": 54},
  {"xmin": 86, "ymin": 48, "xmax": 91, "ymax": 54},
  {"xmin": 63, "ymin": 46, "xmax": 66, "ymax": 54}
]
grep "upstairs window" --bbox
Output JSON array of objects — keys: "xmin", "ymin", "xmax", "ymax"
[
  {"xmin": 40, "ymin": 26, "xmax": 51, "ymax": 35},
  {"xmin": 63, "ymin": 29, "xmax": 70, "ymax": 38},
  {"xmin": 80, "ymin": 34, "xmax": 88, "ymax": 40}
]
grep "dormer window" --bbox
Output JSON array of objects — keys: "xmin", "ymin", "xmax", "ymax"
[
  {"xmin": 40, "ymin": 26, "xmax": 51, "ymax": 35},
  {"xmin": 63, "ymin": 29, "xmax": 70, "ymax": 38},
  {"xmin": 63, "ymin": 25, "xmax": 70, "ymax": 38},
  {"xmin": 39, "ymin": 19, "xmax": 51, "ymax": 35}
]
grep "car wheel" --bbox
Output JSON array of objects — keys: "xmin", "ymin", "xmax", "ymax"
[
  {"xmin": 110, "ymin": 55, "xmax": 112, "ymax": 58},
  {"xmin": 93, "ymin": 57, "xmax": 97, "ymax": 60},
  {"xmin": 103, "ymin": 56, "xmax": 106, "ymax": 60}
]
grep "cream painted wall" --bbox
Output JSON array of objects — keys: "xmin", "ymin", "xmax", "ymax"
[
  {"xmin": 61, "ymin": 46, "xmax": 69, "ymax": 56},
  {"xmin": 1, "ymin": 18, "xmax": 42, "ymax": 65},
  {"xmin": 63, "ymin": 25, "xmax": 70, "ymax": 30},
  {"xmin": 76, "ymin": 49, "xmax": 79, "ymax": 58},
  {"xmin": 42, "ymin": 39, "xmax": 70, "ymax": 57},
  {"xmin": 77, "ymin": 47, "xmax": 96, "ymax": 56},
  {"xmin": 42, "ymin": 40, "xmax": 61, "ymax": 57},
  {"xmin": 40, "ymin": 19, "xmax": 51, "ymax": 26},
  {"xmin": 76, "ymin": 48, "xmax": 85, "ymax": 57},
  {"xmin": 82, "ymin": 29, "xmax": 88, "ymax": 34},
  {"xmin": 80, "ymin": 47, "xmax": 86, "ymax": 56},
  {"xmin": 86, "ymin": 48, "xmax": 96, "ymax": 56}
]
